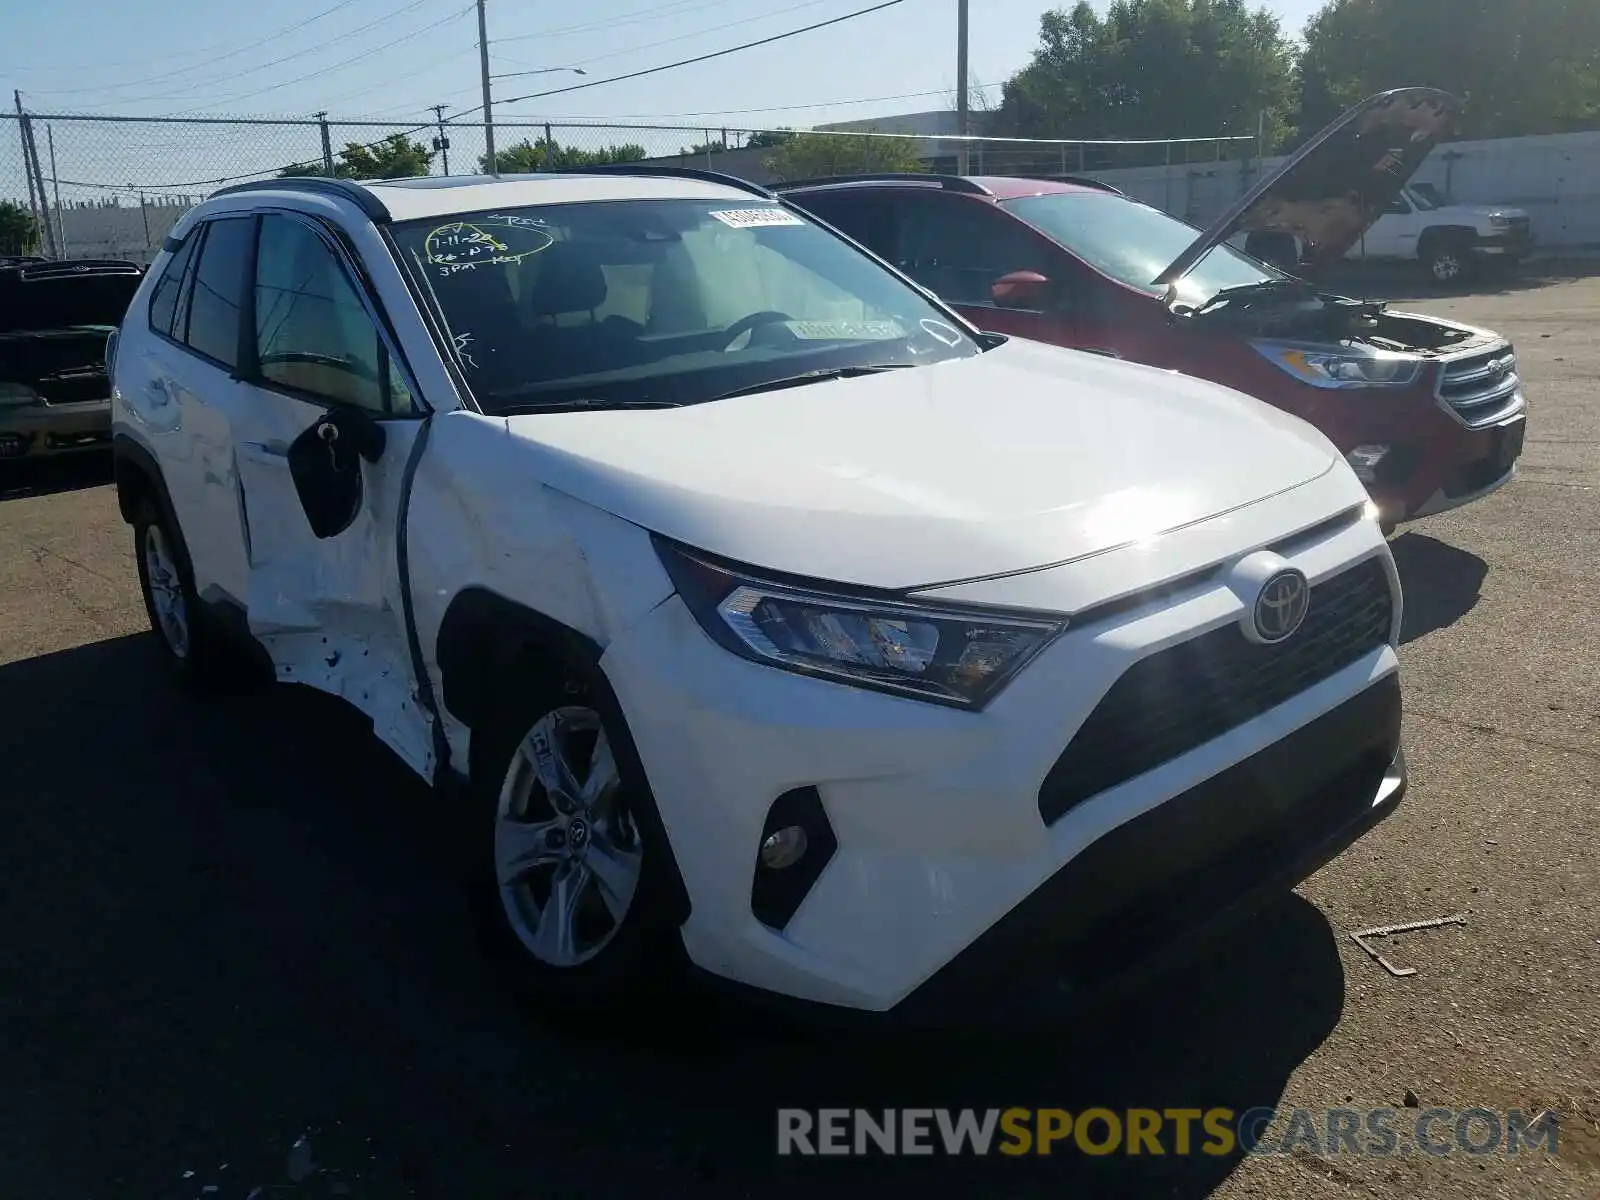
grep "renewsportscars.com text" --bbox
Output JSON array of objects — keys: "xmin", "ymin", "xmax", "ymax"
[{"xmin": 777, "ymin": 1107, "xmax": 1558, "ymax": 1158}]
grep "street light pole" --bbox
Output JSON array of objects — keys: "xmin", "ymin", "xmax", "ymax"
[
  {"xmin": 476, "ymin": 0, "xmax": 496, "ymax": 173},
  {"xmin": 955, "ymin": 0, "xmax": 970, "ymax": 175}
]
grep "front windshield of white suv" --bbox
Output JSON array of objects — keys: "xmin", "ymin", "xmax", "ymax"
[
  {"xmin": 1001, "ymin": 191, "xmax": 1287, "ymax": 303},
  {"xmin": 391, "ymin": 198, "xmax": 980, "ymax": 412}
]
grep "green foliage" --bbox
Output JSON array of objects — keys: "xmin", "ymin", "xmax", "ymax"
[
  {"xmin": 280, "ymin": 134, "xmax": 434, "ymax": 180},
  {"xmin": 996, "ymin": 0, "xmax": 1297, "ymax": 153},
  {"xmin": 1296, "ymin": 0, "xmax": 1600, "ymax": 140},
  {"xmin": 763, "ymin": 132, "xmax": 926, "ymax": 181},
  {"xmin": 745, "ymin": 129, "xmax": 796, "ymax": 148},
  {"xmin": 481, "ymin": 139, "xmax": 647, "ymax": 173},
  {"xmin": 0, "ymin": 199, "xmax": 39, "ymax": 256}
]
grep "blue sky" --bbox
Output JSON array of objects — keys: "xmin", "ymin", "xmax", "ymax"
[
  {"xmin": 4, "ymin": 0, "xmax": 1326, "ymax": 127},
  {"xmin": 0, "ymin": 0, "xmax": 1325, "ymax": 205}
]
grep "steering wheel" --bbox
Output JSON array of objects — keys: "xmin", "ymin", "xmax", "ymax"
[{"xmin": 719, "ymin": 311, "xmax": 793, "ymax": 351}]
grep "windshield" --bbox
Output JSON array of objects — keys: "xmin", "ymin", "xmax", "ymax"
[
  {"xmin": 390, "ymin": 198, "xmax": 978, "ymax": 412},
  {"xmin": 1000, "ymin": 191, "xmax": 1286, "ymax": 304},
  {"xmin": 1405, "ymin": 186, "xmax": 1441, "ymax": 211}
]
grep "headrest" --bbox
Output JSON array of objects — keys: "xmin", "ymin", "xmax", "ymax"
[{"xmin": 524, "ymin": 242, "xmax": 608, "ymax": 317}]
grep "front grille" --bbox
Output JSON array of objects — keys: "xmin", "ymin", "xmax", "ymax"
[
  {"xmin": 1508, "ymin": 217, "xmax": 1531, "ymax": 239},
  {"xmin": 1437, "ymin": 346, "xmax": 1521, "ymax": 426},
  {"xmin": 1038, "ymin": 557, "xmax": 1393, "ymax": 825}
]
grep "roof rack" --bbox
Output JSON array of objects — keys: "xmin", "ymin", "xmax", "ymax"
[
  {"xmin": 772, "ymin": 173, "xmax": 992, "ymax": 195},
  {"xmin": 553, "ymin": 163, "xmax": 774, "ymax": 198},
  {"xmin": 208, "ymin": 176, "xmax": 392, "ymax": 222}
]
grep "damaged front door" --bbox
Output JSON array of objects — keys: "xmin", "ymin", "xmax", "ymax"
[{"xmin": 232, "ymin": 210, "xmax": 435, "ymax": 774}]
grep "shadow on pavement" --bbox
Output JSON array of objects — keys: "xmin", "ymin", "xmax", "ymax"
[
  {"xmin": 0, "ymin": 450, "xmax": 113, "ymax": 503},
  {"xmin": 0, "ymin": 633, "xmax": 1349, "ymax": 1200},
  {"xmin": 1391, "ymin": 532, "xmax": 1489, "ymax": 644}
]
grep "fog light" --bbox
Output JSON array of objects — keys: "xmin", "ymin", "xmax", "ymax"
[
  {"xmin": 1346, "ymin": 444, "xmax": 1390, "ymax": 483},
  {"xmin": 759, "ymin": 825, "xmax": 808, "ymax": 870}
]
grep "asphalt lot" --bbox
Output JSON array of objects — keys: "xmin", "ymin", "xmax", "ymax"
[{"xmin": 1, "ymin": 269, "xmax": 1596, "ymax": 1200}]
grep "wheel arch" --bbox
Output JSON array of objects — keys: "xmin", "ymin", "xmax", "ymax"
[
  {"xmin": 1417, "ymin": 225, "xmax": 1478, "ymax": 255},
  {"xmin": 436, "ymin": 585, "xmax": 693, "ymax": 924},
  {"xmin": 113, "ymin": 436, "xmax": 185, "ymax": 561}
]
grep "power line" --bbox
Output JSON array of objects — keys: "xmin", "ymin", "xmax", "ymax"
[
  {"xmin": 540, "ymin": 0, "xmax": 840, "ymax": 74},
  {"xmin": 58, "ymin": 0, "xmax": 449, "ymax": 109},
  {"xmin": 0, "ymin": 0, "xmax": 366, "ymax": 75},
  {"xmin": 488, "ymin": 0, "xmax": 910, "ymax": 113},
  {"xmin": 493, "ymin": 0, "xmax": 745, "ymax": 47},
  {"xmin": 551, "ymin": 82, "xmax": 1006, "ymax": 121},
  {"xmin": 166, "ymin": 4, "xmax": 477, "ymax": 116}
]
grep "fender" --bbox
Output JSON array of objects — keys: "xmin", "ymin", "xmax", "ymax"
[{"xmin": 113, "ymin": 434, "xmax": 182, "ymax": 539}]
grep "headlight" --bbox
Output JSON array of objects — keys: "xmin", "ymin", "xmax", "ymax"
[
  {"xmin": 1250, "ymin": 341, "xmax": 1422, "ymax": 389},
  {"xmin": 654, "ymin": 538, "xmax": 1064, "ymax": 709},
  {"xmin": 1488, "ymin": 214, "xmax": 1511, "ymax": 228}
]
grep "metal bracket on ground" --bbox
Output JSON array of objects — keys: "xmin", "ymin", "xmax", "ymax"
[{"xmin": 1349, "ymin": 913, "xmax": 1468, "ymax": 977}]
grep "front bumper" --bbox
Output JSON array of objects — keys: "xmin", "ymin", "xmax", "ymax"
[
  {"xmin": 1473, "ymin": 231, "xmax": 1534, "ymax": 259},
  {"xmin": 601, "ymin": 506, "xmax": 1403, "ymax": 1015},
  {"xmin": 1339, "ymin": 405, "xmax": 1525, "ymax": 524},
  {"xmin": 0, "ymin": 398, "xmax": 112, "ymax": 460}
]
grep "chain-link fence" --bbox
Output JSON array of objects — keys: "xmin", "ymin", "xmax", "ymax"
[{"xmin": 0, "ymin": 110, "xmax": 1261, "ymax": 262}]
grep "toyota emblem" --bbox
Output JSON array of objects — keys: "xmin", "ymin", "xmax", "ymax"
[{"xmin": 1253, "ymin": 569, "xmax": 1310, "ymax": 643}]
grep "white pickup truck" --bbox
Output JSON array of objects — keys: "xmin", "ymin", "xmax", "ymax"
[{"xmin": 1347, "ymin": 184, "xmax": 1534, "ymax": 282}]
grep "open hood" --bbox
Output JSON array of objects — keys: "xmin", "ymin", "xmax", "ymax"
[
  {"xmin": 0, "ymin": 259, "xmax": 144, "ymax": 333},
  {"xmin": 1154, "ymin": 87, "xmax": 1462, "ymax": 286}
]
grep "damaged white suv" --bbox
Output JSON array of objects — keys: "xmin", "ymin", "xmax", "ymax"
[{"xmin": 109, "ymin": 169, "xmax": 1407, "ymax": 1022}]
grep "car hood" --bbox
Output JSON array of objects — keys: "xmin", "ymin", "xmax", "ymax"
[
  {"xmin": 0, "ymin": 260, "xmax": 144, "ymax": 333},
  {"xmin": 1155, "ymin": 87, "xmax": 1463, "ymax": 285},
  {"xmin": 503, "ymin": 340, "xmax": 1339, "ymax": 590}
]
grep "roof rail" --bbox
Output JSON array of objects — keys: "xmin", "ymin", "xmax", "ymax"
[
  {"xmin": 556, "ymin": 163, "xmax": 774, "ymax": 198},
  {"xmin": 208, "ymin": 176, "xmax": 392, "ymax": 222},
  {"xmin": 772, "ymin": 173, "xmax": 992, "ymax": 195}
]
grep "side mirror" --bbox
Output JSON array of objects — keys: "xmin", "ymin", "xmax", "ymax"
[
  {"xmin": 991, "ymin": 270, "xmax": 1051, "ymax": 309},
  {"xmin": 285, "ymin": 408, "xmax": 386, "ymax": 540}
]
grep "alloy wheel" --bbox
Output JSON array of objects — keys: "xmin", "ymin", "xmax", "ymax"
[
  {"xmin": 143, "ymin": 523, "xmax": 190, "ymax": 659},
  {"xmin": 494, "ymin": 706, "xmax": 643, "ymax": 967}
]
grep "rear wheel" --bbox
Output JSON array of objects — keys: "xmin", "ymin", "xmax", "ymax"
[{"xmin": 132, "ymin": 495, "xmax": 253, "ymax": 686}]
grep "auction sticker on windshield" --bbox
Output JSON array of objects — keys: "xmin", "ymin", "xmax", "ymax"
[{"xmin": 709, "ymin": 208, "xmax": 806, "ymax": 229}]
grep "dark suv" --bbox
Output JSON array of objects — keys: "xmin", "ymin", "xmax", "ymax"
[{"xmin": 778, "ymin": 88, "xmax": 1527, "ymax": 531}]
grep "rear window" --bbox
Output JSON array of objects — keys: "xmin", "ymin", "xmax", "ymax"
[{"xmin": 184, "ymin": 217, "xmax": 255, "ymax": 368}]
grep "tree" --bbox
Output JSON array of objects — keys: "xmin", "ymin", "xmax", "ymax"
[
  {"xmin": 763, "ymin": 132, "xmax": 926, "ymax": 181},
  {"xmin": 1296, "ymin": 0, "xmax": 1600, "ymax": 141},
  {"xmin": 480, "ymin": 138, "xmax": 647, "ymax": 173},
  {"xmin": 745, "ymin": 129, "xmax": 796, "ymax": 148},
  {"xmin": 996, "ymin": 0, "xmax": 1296, "ymax": 155},
  {"xmin": 0, "ymin": 200, "xmax": 39, "ymax": 256},
  {"xmin": 279, "ymin": 134, "xmax": 434, "ymax": 180}
]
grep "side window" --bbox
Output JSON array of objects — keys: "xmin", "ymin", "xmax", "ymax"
[
  {"xmin": 148, "ymin": 233, "xmax": 198, "ymax": 336},
  {"xmin": 802, "ymin": 196, "xmax": 892, "ymax": 254},
  {"xmin": 253, "ymin": 214, "xmax": 413, "ymax": 414},
  {"xmin": 184, "ymin": 216, "xmax": 254, "ymax": 367},
  {"xmin": 894, "ymin": 196, "xmax": 1058, "ymax": 308}
]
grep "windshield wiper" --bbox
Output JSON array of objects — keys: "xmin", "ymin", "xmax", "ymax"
[
  {"xmin": 710, "ymin": 363, "xmax": 915, "ymax": 402},
  {"xmin": 1185, "ymin": 279, "xmax": 1310, "ymax": 316},
  {"xmin": 497, "ymin": 398, "xmax": 683, "ymax": 415}
]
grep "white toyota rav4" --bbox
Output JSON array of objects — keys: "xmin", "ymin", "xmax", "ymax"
[{"xmin": 108, "ymin": 169, "xmax": 1407, "ymax": 1022}]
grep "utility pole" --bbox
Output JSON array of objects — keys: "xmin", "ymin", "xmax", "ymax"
[
  {"xmin": 430, "ymin": 104, "xmax": 452, "ymax": 175},
  {"xmin": 12, "ymin": 90, "xmax": 41, "ymax": 239},
  {"xmin": 314, "ymin": 111, "xmax": 335, "ymax": 176},
  {"xmin": 955, "ymin": 0, "xmax": 970, "ymax": 176},
  {"xmin": 477, "ymin": 0, "xmax": 496, "ymax": 174},
  {"xmin": 47, "ymin": 124, "xmax": 66, "ymax": 257},
  {"xmin": 19, "ymin": 110, "xmax": 57, "ymax": 257}
]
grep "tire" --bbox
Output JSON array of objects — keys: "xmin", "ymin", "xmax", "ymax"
[
  {"xmin": 1423, "ymin": 238, "xmax": 1473, "ymax": 286},
  {"xmin": 467, "ymin": 657, "xmax": 685, "ymax": 1011},
  {"xmin": 132, "ymin": 494, "xmax": 247, "ymax": 686}
]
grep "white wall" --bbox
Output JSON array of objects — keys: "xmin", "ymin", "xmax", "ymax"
[{"xmin": 1076, "ymin": 131, "xmax": 1600, "ymax": 252}]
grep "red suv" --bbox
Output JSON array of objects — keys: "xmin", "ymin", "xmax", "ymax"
[{"xmin": 778, "ymin": 88, "xmax": 1527, "ymax": 532}]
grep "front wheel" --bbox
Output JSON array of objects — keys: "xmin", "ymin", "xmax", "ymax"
[
  {"xmin": 469, "ymin": 669, "xmax": 683, "ymax": 1009},
  {"xmin": 132, "ymin": 496, "xmax": 246, "ymax": 684},
  {"xmin": 1424, "ymin": 241, "xmax": 1473, "ymax": 286}
]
